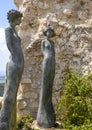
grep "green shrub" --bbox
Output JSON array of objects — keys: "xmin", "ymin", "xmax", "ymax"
[
  {"xmin": 16, "ymin": 113, "xmax": 34, "ymax": 130},
  {"xmin": 56, "ymin": 68, "xmax": 92, "ymax": 129}
]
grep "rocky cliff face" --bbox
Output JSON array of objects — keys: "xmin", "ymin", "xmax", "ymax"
[{"xmin": 14, "ymin": 0, "xmax": 92, "ymax": 117}]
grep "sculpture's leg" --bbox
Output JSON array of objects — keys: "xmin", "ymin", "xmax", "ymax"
[
  {"xmin": 9, "ymin": 99, "xmax": 16, "ymax": 130},
  {"xmin": 37, "ymin": 72, "xmax": 56, "ymax": 128},
  {"xmin": 0, "ymin": 123, "xmax": 9, "ymax": 130},
  {"xmin": 0, "ymin": 82, "xmax": 18, "ymax": 130}
]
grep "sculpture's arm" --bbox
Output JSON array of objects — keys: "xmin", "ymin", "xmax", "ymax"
[
  {"xmin": 5, "ymin": 27, "xmax": 14, "ymax": 56},
  {"xmin": 41, "ymin": 40, "xmax": 45, "ymax": 53}
]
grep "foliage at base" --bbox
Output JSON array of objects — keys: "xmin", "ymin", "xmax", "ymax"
[
  {"xmin": 16, "ymin": 113, "xmax": 34, "ymax": 130},
  {"xmin": 56, "ymin": 68, "xmax": 92, "ymax": 129}
]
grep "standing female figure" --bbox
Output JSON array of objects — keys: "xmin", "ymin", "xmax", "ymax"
[{"xmin": 37, "ymin": 27, "xmax": 56, "ymax": 128}]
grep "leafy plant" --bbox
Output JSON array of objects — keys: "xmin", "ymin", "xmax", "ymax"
[
  {"xmin": 16, "ymin": 113, "xmax": 34, "ymax": 130},
  {"xmin": 56, "ymin": 68, "xmax": 92, "ymax": 129}
]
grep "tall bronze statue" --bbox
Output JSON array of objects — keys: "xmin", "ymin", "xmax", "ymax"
[
  {"xmin": 37, "ymin": 27, "xmax": 56, "ymax": 128},
  {"xmin": 0, "ymin": 9, "xmax": 24, "ymax": 130}
]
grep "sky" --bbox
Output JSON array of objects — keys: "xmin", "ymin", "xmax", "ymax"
[{"xmin": 0, "ymin": 0, "xmax": 17, "ymax": 74}]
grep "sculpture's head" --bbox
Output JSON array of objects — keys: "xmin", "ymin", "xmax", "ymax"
[
  {"xmin": 7, "ymin": 9, "xmax": 23, "ymax": 27},
  {"xmin": 43, "ymin": 27, "xmax": 56, "ymax": 39}
]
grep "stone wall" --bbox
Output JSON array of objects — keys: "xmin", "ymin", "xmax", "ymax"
[{"xmin": 14, "ymin": 0, "xmax": 92, "ymax": 117}]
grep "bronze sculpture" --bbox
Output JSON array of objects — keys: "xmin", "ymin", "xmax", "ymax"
[
  {"xmin": 37, "ymin": 27, "xmax": 56, "ymax": 128},
  {"xmin": 0, "ymin": 9, "xmax": 24, "ymax": 130}
]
